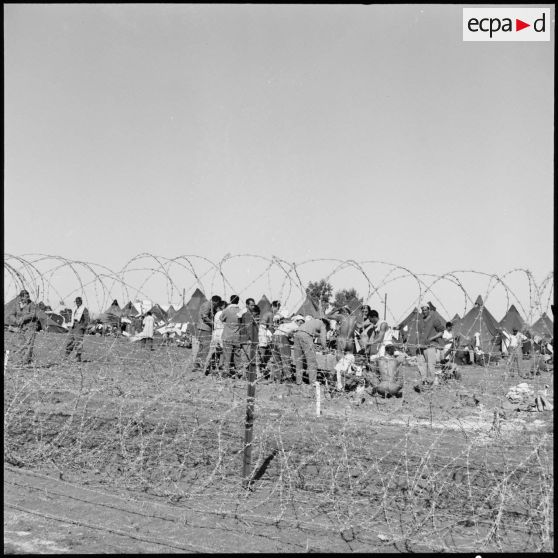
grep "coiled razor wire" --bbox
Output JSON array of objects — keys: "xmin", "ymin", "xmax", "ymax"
[
  {"xmin": 3, "ymin": 253, "xmax": 554, "ymax": 553},
  {"xmin": 3, "ymin": 254, "xmax": 553, "ymax": 325}
]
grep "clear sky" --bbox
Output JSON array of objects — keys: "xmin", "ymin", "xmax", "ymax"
[{"xmin": 3, "ymin": 4, "xmax": 554, "ymax": 319}]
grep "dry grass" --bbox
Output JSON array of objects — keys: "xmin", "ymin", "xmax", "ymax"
[{"xmin": 4, "ymin": 331, "xmax": 554, "ymax": 552}]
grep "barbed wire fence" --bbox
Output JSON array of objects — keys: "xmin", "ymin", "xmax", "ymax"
[
  {"xmin": 4, "ymin": 253, "xmax": 554, "ymax": 320},
  {"xmin": 3, "ymin": 254, "xmax": 554, "ymax": 552}
]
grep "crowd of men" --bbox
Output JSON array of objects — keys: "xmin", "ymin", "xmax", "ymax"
[
  {"xmin": 6, "ymin": 290, "xmax": 90, "ymax": 364},
  {"xmin": 5, "ymin": 289, "xmax": 553, "ymax": 397},
  {"xmin": 189, "ymin": 295, "xmax": 472, "ymax": 393}
]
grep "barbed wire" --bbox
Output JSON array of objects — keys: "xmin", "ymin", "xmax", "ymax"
[
  {"xmin": 3, "ymin": 253, "xmax": 554, "ymax": 551},
  {"xmin": 3, "ymin": 254, "xmax": 553, "ymax": 325},
  {"xmin": 3, "ymin": 332, "xmax": 554, "ymax": 552}
]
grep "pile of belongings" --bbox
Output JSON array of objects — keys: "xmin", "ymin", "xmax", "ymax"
[
  {"xmin": 505, "ymin": 383, "xmax": 553, "ymax": 412},
  {"xmin": 335, "ymin": 353, "xmax": 355, "ymax": 390}
]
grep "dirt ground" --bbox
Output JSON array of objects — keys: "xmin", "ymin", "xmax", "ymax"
[{"xmin": 4, "ymin": 331, "xmax": 554, "ymax": 553}]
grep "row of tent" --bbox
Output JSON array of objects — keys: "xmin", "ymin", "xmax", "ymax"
[
  {"xmin": 4, "ymin": 290, "xmax": 553, "ymax": 346},
  {"xmin": 395, "ymin": 295, "xmax": 553, "ymax": 352},
  {"xmin": 295, "ymin": 293, "xmax": 553, "ymax": 351}
]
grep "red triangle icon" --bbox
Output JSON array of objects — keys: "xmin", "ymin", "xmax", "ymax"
[{"xmin": 516, "ymin": 19, "xmax": 530, "ymax": 31}]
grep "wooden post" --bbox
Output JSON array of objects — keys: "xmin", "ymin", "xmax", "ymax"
[
  {"xmin": 383, "ymin": 293, "xmax": 387, "ymax": 321},
  {"xmin": 182, "ymin": 288, "xmax": 185, "ymax": 307},
  {"xmin": 242, "ymin": 341, "xmax": 257, "ymax": 488}
]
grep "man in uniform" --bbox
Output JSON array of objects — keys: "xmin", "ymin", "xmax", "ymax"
[
  {"xmin": 8, "ymin": 289, "xmax": 40, "ymax": 365},
  {"xmin": 416, "ymin": 303, "xmax": 445, "ymax": 385},
  {"xmin": 270, "ymin": 314, "xmax": 305, "ymax": 383},
  {"xmin": 239, "ymin": 298, "xmax": 259, "ymax": 379},
  {"xmin": 220, "ymin": 295, "xmax": 243, "ymax": 376},
  {"xmin": 65, "ymin": 296, "xmax": 90, "ymax": 361},
  {"xmin": 293, "ymin": 317, "xmax": 330, "ymax": 386},
  {"xmin": 194, "ymin": 295, "xmax": 222, "ymax": 371}
]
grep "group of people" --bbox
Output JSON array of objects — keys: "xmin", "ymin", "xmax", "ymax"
[
  {"xmin": 5, "ymin": 289, "xmax": 552, "ymax": 391},
  {"xmin": 6, "ymin": 290, "xmax": 90, "ymax": 364},
  {"xmin": 189, "ymin": 296, "xmax": 463, "ymax": 391}
]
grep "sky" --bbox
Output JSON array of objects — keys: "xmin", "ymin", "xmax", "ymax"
[{"xmin": 3, "ymin": 4, "xmax": 554, "ymax": 319}]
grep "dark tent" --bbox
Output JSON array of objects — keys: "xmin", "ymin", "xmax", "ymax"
[
  {"xmin": 452, "ymin": 295, "xmax": 500, "ymax": 353},
  {"xmin": 166, "ymin": 305, "xmax": 177, "ymax": 320},
  {"xmin": 100, "ymin": 299, "xmax": 122, "ymax": 325},
  {"xmin": 398, "ymin": 308, "xmax": 420, "ymax": 353},
  {"xmin": 121, "ymin": 301, "xmax": 139, "ymax": 318},
  {"xmin": 531, "ymin": 313, "xmax": 553, "ymax": 339},
  {"xmin": 103, "ymin": 299, "xmax": 121, "ymax": 315},
  {"xmin": 171, "ymin": 288, "xmax": 207, "ymax": 333},
  {"xmin": 499, "ymin": 304, "xmax": 527, "ymax": 334},
  {"xmin": 451, "ymin": 313, "xmax": 461, "ymax": 323},
  {"xmin": 149, "ymin": 303, "xmax": 168, "ymax": 322},
  {"xmin": 295, "ymin": 294, "xmax": 321, "ymax": 319},
  {"xmin": 41, "ymin": 315, "xmax": 68, "ymax": 334},
  {"xmin": 398, "ymin": 306, "xmax": 446, "ymax": 354},
  {"xmin": 4, "ymin": 296, "xmax": 19, "ymax": 325},
  {"xmin": 45, "ymin": 312, "xmax": 64, "ymax": 326}
]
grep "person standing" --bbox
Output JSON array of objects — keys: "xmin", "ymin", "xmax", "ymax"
[
  {"xmin": 194, "ymin": 295, "xmax": 222, "ymax": 371},
  {"xmin": 362, "ymin": 309, "xmax": 390, "ymax": 359},
  {"xmin": 258, "ymin": 300, "xmax": 281, "ymax": 373},
  {"xmin": 329, "ymin": 306, "xmax": 358, "ymax": 357},
  {"xmin": 8, "ymin": 289, "xmax": 40, "ymax": 365},
  {"xmin": 220, "ymin": 295, "xmax": 243, "ymax": 376},
  {"xmin": 203, "ymin": 300, "xmax": 228, "ymax": 375},
  {"xmin": 416, "ymin": 303, "xmax": 445, "ymax": 385},
  {"xmin": 140, "ymin": 310, "xmax": 155, "ymax": 350},
  {"xmin": 239, "ymin": 298, "xmax": 259, "ymax": 380},
  {"xmin": 356, "ymin": 305, "xmax": 375, "ymax": 354},
  {"xmin": 271, "ymin": 315, "xmax": 305, "ymax": 383},
  {"xmin": 293, "ymin": 317, "xmax": 329, "ymax": 386},
  {"xmin": 508, "ymin": 328, "xmax": 527, "ymax": 376},
  {"xmin": 65, "ymin": 296, "xmax": 90, "ymax": 361}
]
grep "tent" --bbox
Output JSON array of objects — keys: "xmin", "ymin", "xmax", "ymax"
[
  {"xmin": 451, "ymin": 313, "xmax": 461, "ymax": 323},
  {"xmin": 4, "ymin": 296, "xmax": 19, "ymax": 325},
  {"xmin": 121, "ymin": 301, "xmax": 139, "ymax": 318},
  {"xmin": 166, "ymin": 305, "xmax": 177, "ymax": 320},
  {"xmin": 257, "ymin": 295, "xmax": 272, "ymax": 316},
  {"xmin": 41, "ymin": 315, "xmax": 68, "ymax": 334},
  {"xmin": 452, "ymin": 295, "xmax": 500, "ymax": 353},
  {"xmin": 170, "ymin": 288, "xmax": 207, "ymax": 333},
  {"xmin": 100, "ymin": 299, "xmax": 122, "ymax": 325},
  {"xmin": 149, "ymin": 303, "xmax": 168, "ymax": 323},
  {"xmin": 45, "ymin": 312, "xmax": 64, "ymax": 326},
  {"xmin": 398, "ymin": 307, "xmax": 420, "ymax": 352},
  {"xmin": 499, "ymin": 304, "xmax": 527, "ymax": 334},
  {"xmin": 295, "ymin": 294, "xmax": 322, "ymax": 319},
  {"xmin": 531, "ymin": 313, "xmax": 553, "ymax": 339},
  {"xmin": 398, "ymin": 306, "xmax": 447, "ymax": 354}
]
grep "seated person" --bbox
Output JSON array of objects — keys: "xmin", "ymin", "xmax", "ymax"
[{"xmin": 367, "ymin": 345, "xmax": 405, "ymax": 398}]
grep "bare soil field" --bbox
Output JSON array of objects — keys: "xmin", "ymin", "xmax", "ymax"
[{"xmin": 4, "ymin": 331, "xmax": 554, "ymax": 553}]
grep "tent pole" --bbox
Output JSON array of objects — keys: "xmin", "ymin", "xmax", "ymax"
[{"xmin": 384, "ymin": 293, "xmax": 387, "ymax": 321}]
